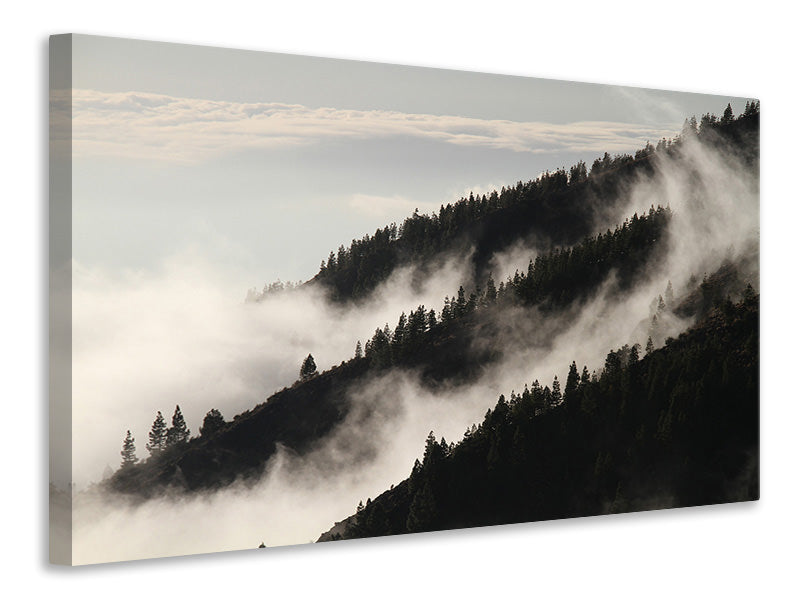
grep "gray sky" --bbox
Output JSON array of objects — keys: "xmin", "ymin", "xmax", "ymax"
[{"xmin": 66, "ymin": 34, "xmax": 747, "ymax": 286}]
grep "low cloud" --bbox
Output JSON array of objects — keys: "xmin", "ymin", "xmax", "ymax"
[
  {"xmin": 71, "ymin": 249, "xmax": 474, "ymax": 489},
  {"xmin": 55, "ymin": 89, "xmax": 679, "ymax": 163}
]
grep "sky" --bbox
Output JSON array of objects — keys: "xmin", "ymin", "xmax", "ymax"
[{"xmin": 64, "ymin": 34, "xmax": 746, "ymax": 288}]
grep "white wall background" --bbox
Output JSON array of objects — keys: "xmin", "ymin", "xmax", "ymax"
[{"xmin": 3, "ymin": 1, "xmax": 796, "ymax": 597}]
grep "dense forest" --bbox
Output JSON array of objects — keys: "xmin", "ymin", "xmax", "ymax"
[
  {"xmin": 107, "ymin": 102, "xmax": 759, "ymax": 544},
  {"xmin": 320, "ymin": 291, "xmax": 758, "ymax": 541}
]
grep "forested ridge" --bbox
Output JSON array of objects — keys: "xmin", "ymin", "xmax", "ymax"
[
  {"xmin": 320, "ymin": 291, "xmax": 759, "ymax": 541},
  {"xmin": 108, "ymin": 202, "xmax": 675, "ymax": 497},
  {"xmin": 249, "ymin": 101, "xmax": 759, "ymax": 304},
  {"xmin": 107, "ymin": 101, "xmax": 759, "ymax": 524}
]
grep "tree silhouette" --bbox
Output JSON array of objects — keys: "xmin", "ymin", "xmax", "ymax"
[
  {"xmin": 200, "ymin": 408, "xmax": 225, "ymax": 438},
  {"xmin": 120, "ymin": 430, "xmax": 137, "ymax": 468},
  {"xmin": 300, "ymin": 354, "xmax": 318, "ymax": 382},
  {"xmin": 551, "ymin": 375, "xmax": 562, "ymax": 407},
  {"xmin": 166, "ymin": 405, "xmax": 190, "ymax": 447},
  {"xmin": 565, "ymin": 361, "xmax": 579, "ymax": 405},
  {"xmin": 146, "ymin": 411, "xmax": 167, "ymax": 456},
  {"xmin": 721, "ymin": 103, "xmax": 734, "ymax": 124}
]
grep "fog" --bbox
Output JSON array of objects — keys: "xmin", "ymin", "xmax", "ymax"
[
  {"xmin": 71, "ymin": 132, "xmax": 758, "ymax": 564},
  {"xmin": 72, "ymin": 251, "xmax": 473, "ymax": 489}
]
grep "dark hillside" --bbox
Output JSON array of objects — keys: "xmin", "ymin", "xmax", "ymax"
[{"xmin": 320, "ymin": 293, "xmax": 759, "ymax": 541}]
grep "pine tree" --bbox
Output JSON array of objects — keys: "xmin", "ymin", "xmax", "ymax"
[
  {"xmin": 120, "ymin": 430, "xmax": 137, "ymax": 468},
  {"xmin": 354, "ymin": 340, "xmax": 363, "ymax": 359},
  {"xmin": 565, "ymin": 361, "xmax": 579, "ymax": 403},
  {"xmin": 646, "ymin": 336, "xmax": 655, "ymax": 355},
  {"xmin": 300, "ymin": 354, "xmax": 318, "ymax": 382},
  {"xmin": 630, "ymin": 343, "xmax": 640, "ymax": 364},
  {"xmin": 743, "ymin": 100, "xmax": 759, "ymax": 116},
  {"xmin": 426, "ymin": 309, "xmax": 437, "ymax": 330},
  {"xmin": 146, "ymin": 411, "xmax": 167, "ymax": 456},
  {"xmin": 581, "ymin": 366, "xmax": 591, "ymax": 386},
  {"xmin": 721, "ymin": 103, "xmax": 734, "ymax": 124},
  {"xmin": 166, "ymin": 405, "xmax": 190, "ymax": 447},
  {"xmin": 455, "ymin": 286, "xmax": 467, "ymax": 316},
  {"xmin": 392, "ymin": 313, "xmax": 407, "ymax": 351},
  {"xmin": 569, "ymin": 160, "xmax": 587, "ymax": 183},
  {"xmin": 551, "ymin": 375, "xmax": 562, "ymax": 407},
  {"xmin": 200, "ymin": 408, "xmax": 225, "ymax": 438}
]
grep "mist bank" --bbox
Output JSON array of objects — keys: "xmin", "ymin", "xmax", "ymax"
[{"xmin": 72, "ymin": 248, "xmax": 474, "ymax": 488}]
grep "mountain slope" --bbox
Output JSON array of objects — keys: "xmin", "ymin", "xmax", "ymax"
[
  {"xmin": 319, "ymin": 293, "xmax": 759, "ymax": 541},
  {"xmin": 108, "ymin": 206, "xmax": 672, "ymax": 497}
]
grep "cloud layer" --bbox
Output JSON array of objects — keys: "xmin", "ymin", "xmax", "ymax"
[{"xmin": 57, "ymin": 89, "xmax": 678, "ymax": 163}]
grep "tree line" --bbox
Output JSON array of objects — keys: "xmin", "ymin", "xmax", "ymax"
[
  {"xmin": 119, "ymin": 405, "xmax": 226, "ymax": 468},
  {"xmin": 359, "ymin": 205, "xmax": 671, "ymax": 369}
]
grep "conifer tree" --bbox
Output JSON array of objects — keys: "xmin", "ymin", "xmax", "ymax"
[
  {"xmin": 166, "ymin": 405, "xmax": 190, "ymax": 447},
  {"xmin": 120, "ymin": 430, "xmax": 137, "ymax": 468},
  {"xmin": 200, "ymin": 408, "xmax": 225, "ymax": 438},
  {"xmin": 300, "ymin": 354, "xmax": 318, "ymax": 382},
  {"xmin": 146, "ymin": 411, "xmax": 167, "ymax": 456},
  {"xmin": 355, "ymin": 340, "xmax": 363, "ymax": 359},
  {"xmin": 455, "ymin": 286, "xmax": 467, "ymax": 316},
  {"xmin": 393, "ymin": 313, "xmax": 407, "ymax": 350},
  {"xmin": 721, "ymin": 103, "xmax": 734, "ymax": 124},
  {"xmin": 565, "ymin": 361, "xmax": 579, "ymax": 402},
  {"xmin": 630, "ymin": 343, "xmax": 640, "ymax": 364},
  {"xmin": 646, "ymin": 336, "xmax": 655, "ymax": 355},
  {"xmin": 426, "ymin": 309, "xmax": 437, "ymax": 330},
  {"xmin": 581, "ymin": 366, "xmax": 591, "ymax": 386},
  {"xmin": 551, "ymin": 375, "xmax": 562, "ymax": 407}
]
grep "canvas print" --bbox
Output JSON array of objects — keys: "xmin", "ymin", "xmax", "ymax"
[{"xmin": 49, "ymin": 34, "xmax": 759, "ymax": 565}]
